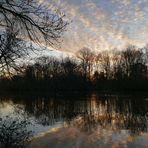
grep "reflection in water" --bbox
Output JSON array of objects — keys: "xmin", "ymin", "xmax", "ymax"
[{"xmin": 0, "ymin": 93, "xmax": 148, "ymax": 147}]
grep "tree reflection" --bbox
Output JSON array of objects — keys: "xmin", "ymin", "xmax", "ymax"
[{"xmin": 0, "ymin": 93, "xmax": 148, "ymax": 136}]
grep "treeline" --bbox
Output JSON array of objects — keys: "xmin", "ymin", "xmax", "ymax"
[{"xmin": 0, "ymin": 45, "xmax": 148, "ymax": 92}]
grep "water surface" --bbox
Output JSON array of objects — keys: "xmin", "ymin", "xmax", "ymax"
[{"xmin": 0, "ymin": 93, "xmax": 148, "ymax": 147}]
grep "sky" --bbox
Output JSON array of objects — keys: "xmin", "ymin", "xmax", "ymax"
[{"xmin": 38, "ymin": 0, "xmax": 148, "ymax": 53}]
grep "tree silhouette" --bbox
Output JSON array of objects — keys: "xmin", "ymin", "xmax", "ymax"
[
  {"xmin": 0, "ymin": 0, "xmax": 68, "ymax": 74},
  {"xmin": 77, "ymin": 47, "xmax": 95, "ymax": 79},
  {"xmin": 0, "ymin": 0, "xmax": 68, "ymax": 45}
]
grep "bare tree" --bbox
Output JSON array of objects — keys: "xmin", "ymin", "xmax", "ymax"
[
  {"xmin": 0, "ymin": 0, "xmax": 68, "ymax": 75},
  {"xmin": 0, "ymin": 26, "xmax": 30, "ymax": 76},
  {"xmin": 34, "ymin": 56, "xmax": 61, "ymax": 79},
  {"xmin": 120, "ymin": 45, "xmax": 144, "ymax": 78},
  {"xmin": 0, "ymin": 0, "xmax": 68, "ymax": 46},
  {"xmin": 97, "ymin": 51, "xmax": 112, "ymax": 80},
  {"xmin": 112, "ymin": 51, "xmax": 123, "ymax": 80},
  {"xmin": 77, "ymin": 47, "xmax": 95, "ymax": 79},
  {"xmin": 61, "ymin": 57, "xmax": 78, "ymax": 76},
  {"xmin": 141, "ymin": 44, "xmax": 148, "ymax": 65}
]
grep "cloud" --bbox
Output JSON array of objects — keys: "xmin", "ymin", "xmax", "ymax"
[
  {"xmin": 37, "ymin": 0, "xmax": 148, "ymax": 53},
  {"xmin": 120, "ymin": 0, "xmax": 131, "ymax": 6}
]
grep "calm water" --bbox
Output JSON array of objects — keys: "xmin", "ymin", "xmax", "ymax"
[{"xmin": 1, "ymin": 93, "xmax": 148, "ymax": 148}]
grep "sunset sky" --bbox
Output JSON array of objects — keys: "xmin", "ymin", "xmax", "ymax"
[{"xmin": 39, "ymin": 0, "xmax": 148, "ymax": 53}]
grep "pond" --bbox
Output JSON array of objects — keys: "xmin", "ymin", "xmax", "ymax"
[{"xmin": 0, "ymin": 93, "xmax": 148, "ymax": 148}]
